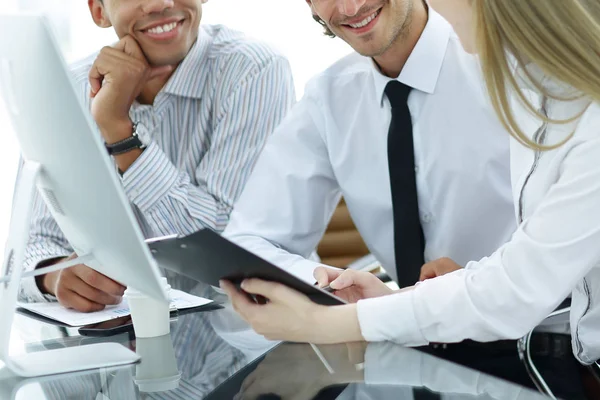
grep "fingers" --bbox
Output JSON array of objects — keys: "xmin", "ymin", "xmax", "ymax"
[
  {"xmin": 419, "ymin": 264, "xmax": 437, "ymax": 281},
  {"xmin": 329, "ymin": 269, "xmax": 365, "ymax": 290},
  {"xmin": 115, "ymin": 35, "xmax": 147, "ymax": 61},
  {"xmin": 313, "ymin": 266, "xmax": 343, "ymax": 287},
  {"xmin": 220, "ymin": 280, "xmax": 257, "ymax": 318},
  {"xmin": 54, "ymin": 267, "xmax": 123, "ymax": 312},
  {"xmin": 88, "ymin": 43, "xmax": 148, "ymax": 97},
  {"xmin": 71, "ymin": 275, "xmax": 123, "ymax": 305},
  {"xmin": 56, "ymin": 288, "xmax": 106, "ymax": 313},
  {"xmin": 419, "ymin": 258, "xmax": 462, "ymax": 281},
  {"xmin": 240, "ymin": 278, "xmax": 296, "ymax": 302},
  {"xmin": 74, "ymin": 265, "xmax": 126, "ymax": 297},
  {"xmin": 88, "ymin": 62, "xmax": 104, "ymax": 97}
]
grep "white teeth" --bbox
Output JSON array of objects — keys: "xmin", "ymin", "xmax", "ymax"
[
  {"xmin": 349, "ymin": 10, "xmax": 379, "ymax": 29},
  {"xmin": 147, "ymin": 22, "xmax": 178, "ymax": 35}
]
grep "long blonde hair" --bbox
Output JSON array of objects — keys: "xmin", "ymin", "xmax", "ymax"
[{"xmin": 475, "ymin": 0, "xmax": 600, "ymax": 150}]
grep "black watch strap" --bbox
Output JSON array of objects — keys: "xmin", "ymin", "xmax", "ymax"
[{"xmin": 105, "ymin": 123, "xmax": 145, "ymax": 156}]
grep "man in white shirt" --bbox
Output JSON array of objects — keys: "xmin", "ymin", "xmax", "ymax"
[{"xmin": 223, "ymin": 0, "xmax": 515, "ymax": 286}]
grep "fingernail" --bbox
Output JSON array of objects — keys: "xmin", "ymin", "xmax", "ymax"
[
  {"xmin": 330, "ymin": 278, "xmax": 342, "ymax": 289},
  {"xmin": 240, "ymin": 280, "xmax": 247, "ymax": 290},
  {"xmin": 219, "ymin": 280, "xmax": 225, "ymax": 288}
]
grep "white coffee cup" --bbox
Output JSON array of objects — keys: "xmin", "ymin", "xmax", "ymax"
[
  {"xmin": 125, "ymin": 277, "xmax": 171, "ymax": 338},
  {"xmin": 134, "ymin": 333, "xmax": 181, "ymax": 393}
]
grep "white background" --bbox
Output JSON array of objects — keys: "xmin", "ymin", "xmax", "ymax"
[{"xmin": 0, "ymin": 0, "xmax": 351, "ymax": 267}]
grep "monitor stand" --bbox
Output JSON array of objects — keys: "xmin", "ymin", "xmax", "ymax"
[{"xmin": 0, "ymin": 161, "xmax": 140, "ymax": 377}]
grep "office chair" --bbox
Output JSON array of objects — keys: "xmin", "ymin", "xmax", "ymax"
[
  {"xmin": 317, "ymin": 199, "xmax": 370, "ymax": 268},
  {"xmin": 517, "ymin": 306, "xmax": 572, "ymax": 400}
]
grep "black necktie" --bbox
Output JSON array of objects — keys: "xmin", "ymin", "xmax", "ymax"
[{"xmin": 385, "ymin": 80, "xmax": 425, "ymax": 288}]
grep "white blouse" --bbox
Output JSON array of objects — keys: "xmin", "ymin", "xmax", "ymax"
[{"xmin": 357, "ymin": 87, "xmax": 600, "ymax": 365}]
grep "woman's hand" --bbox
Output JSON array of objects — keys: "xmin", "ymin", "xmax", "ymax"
[
  {"xmin": 419, "ymin": 257, "xmax": 462, "ymax": 281},
  {"xmin": 314, "ymin": 268, "xmax": 394, "ymax": 303},
  {"xmin": 220, "ymin": 279, "xmax": 363, "ymax": 344}
]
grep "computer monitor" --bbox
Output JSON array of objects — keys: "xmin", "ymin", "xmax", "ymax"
[{"xmin": 0, "ymin": 13, "xmax": 168, "ymax": 376}]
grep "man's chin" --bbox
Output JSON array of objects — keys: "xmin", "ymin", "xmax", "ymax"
[
  {"xmin": 350, "ymin": 43, "xmax": 388, "ymax": 58},
  {"xmin": 336, "ymin": 33, "xmax": 388, "ymax": 58},
  {"xmin": 146, "ymin": 54, "xmax": 186, "ymax": 69}
]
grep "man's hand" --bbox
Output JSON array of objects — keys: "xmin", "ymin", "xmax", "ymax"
[
  {"xmin": 89, "ymin": 35, "xmax": 172, "ymax": 143},
  {"xmin": 313, "ymin": 267, "xmax": 393, "ymax": 303},
  {"xmin": 419, "ymin": 257, "xmax": 462, "ymax": 281},
  {"xmin": 41, "ymin": 253, "xmax": 126, "ymax": 313}
]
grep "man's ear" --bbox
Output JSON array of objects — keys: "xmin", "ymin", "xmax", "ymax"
[
  {"xmin": 306, "ymin": 0, "xmax": 318, "ymax": 17},
  {"xmin": 88, "ymin": 0, "xmax": 112, "ymax": 28}
]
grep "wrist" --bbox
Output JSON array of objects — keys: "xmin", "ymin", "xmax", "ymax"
[
  {"xmin": 316, "ymin": 304, "xmax": 364, "ymax": 344},
  {"xmin": 38, "ymin": 270, "xmax": 58, "ymax": 296},
  {"xmin": 35, "ymin": 256, "xmax": 66, "ymax": 295},
  {"xmin": 99, "ymin": 118, "xmax": 133, "ymax": 144}
]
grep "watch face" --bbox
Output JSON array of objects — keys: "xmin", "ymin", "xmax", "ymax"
[{"xmin": 132, "ymin": 122, "xmax": 149, "ymax": 146}]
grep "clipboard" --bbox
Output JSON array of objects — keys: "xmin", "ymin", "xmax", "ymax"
[{"xmin": 148, "ymin": 229, "xmax": 346, "ymax": 306}]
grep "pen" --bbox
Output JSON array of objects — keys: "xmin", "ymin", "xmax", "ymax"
[{"xmin": 320, "ymin": 285, "xmax": 334, "ymax": 293}]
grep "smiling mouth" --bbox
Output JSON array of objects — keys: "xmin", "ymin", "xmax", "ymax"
[
  {"xmin": 343, "ymin": 9, "xmax": 381, "ymax": 29},
  {"xmin": 140, "ymin": 19, "xmax": 185, "ymax": 40},
  {"xmin": 145, "ymin": 21, "xmax": 180, "ymax": 34}
]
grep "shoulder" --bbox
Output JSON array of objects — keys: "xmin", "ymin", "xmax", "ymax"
[
  {"xmin": 204, "ymin": 25, "xmax": 289, "ymax": 75},
  {"xmin": 303, "ymin": 51, "xmax": 371, "ymax": 99},
  {"xmin": 317, "ymin": 51, "xmax": 370, "ymax": 81}
]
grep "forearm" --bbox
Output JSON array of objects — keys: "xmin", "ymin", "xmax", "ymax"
[
  {"xmin": 121, "ymin": 143, "xmax": 234, "ymax": 235},
  {"xmin": 313, "ymin": 304, "xmax": 364, "ymax": 344}
]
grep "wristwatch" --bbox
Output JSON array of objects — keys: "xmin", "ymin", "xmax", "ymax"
[{"xmin": 105, "ymin": 122, "xmax": 146, "ymax": 156}]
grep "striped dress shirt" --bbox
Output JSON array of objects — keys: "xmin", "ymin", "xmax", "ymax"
[{"xmin": 19, "ymin": 24, "xmax": 296, "ymax": 302}]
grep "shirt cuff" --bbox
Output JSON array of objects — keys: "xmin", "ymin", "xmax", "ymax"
[
  {"xmin": 121, "ymin": 142, "xmax": 179, "ymax": 213},
  {"xmin": 20, "ymin": 276, "xmax": 57, "ymax": 303},
  {"xmin": 20, "ymin": 253, "xmax": 69, "ymax": 303},
  {"xmin": 357, "ymin": 290, "xmax": 428, "ymax": 346}
]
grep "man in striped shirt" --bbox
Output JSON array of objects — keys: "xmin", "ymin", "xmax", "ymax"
[{"xmin": 19, "ymin": 0, "xmax": 295, "ymax": 311}]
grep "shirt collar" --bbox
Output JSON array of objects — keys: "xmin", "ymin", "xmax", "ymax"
[
  {"xmin": 162, "ymin": 26, "xmax": 211, "ymax": 99},
  {"xmin": 372, "ymin": 8, "xmax": 451, "ymax": 105}
]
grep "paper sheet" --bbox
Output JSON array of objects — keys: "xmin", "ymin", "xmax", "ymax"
[{"xmin": 17, "ymin": 289, "xmax": 213, "ymax": 327}]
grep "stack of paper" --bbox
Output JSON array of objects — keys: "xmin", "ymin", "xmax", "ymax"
[{"xmin": 17, "ymin": 289, "xmax": 213, "ymax": 327}]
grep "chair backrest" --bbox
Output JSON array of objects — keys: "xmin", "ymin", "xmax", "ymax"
[{"xmin": 317, "ymin": 199, "xmax": 369, "ymax": 268}]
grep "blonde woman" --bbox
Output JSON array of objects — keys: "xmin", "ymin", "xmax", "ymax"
[{"xmin": 221, "ymin": 0, "xmax": 600, "ymax": 366}]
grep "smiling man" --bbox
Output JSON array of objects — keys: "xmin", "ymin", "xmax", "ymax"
[
  {"xmin": 19, "ymin": 0, "xmax": 295, "ymax": 312},
  {"xmin": 223, "ymin": 0, "xmax": 516, "ymax": 289}
]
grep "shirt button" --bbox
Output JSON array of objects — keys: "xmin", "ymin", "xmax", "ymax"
[
  {"xmin": 414, "ymin": 166, "xmax": 419, "ymax": 173},
  {"xmin": 422, "ymin": 213, "xmax": 432, "ymax": 223}
]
